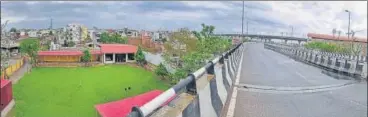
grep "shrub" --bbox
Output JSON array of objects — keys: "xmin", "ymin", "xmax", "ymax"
[
  {"xmin": 135, "ymin": 46, "xmax": 146, "ymax": 66},
  {"xmin": 81, "ymin": 50, "xmax": 91, "ymax": 66},
  {"xmin": 155, "ymin": 63, "xmax": 169, "ymax": 79}
]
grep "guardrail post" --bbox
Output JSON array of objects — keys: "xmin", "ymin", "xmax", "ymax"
[
  {"xmin": 207, "ymin": 61, "xmax": 215, "ymax": 76},
  {"xmin": 186, "ymin": 75, "xmax": 197, "ymax": 95},
  {"xmin": 219, "ymin": 54, "xmax": 225, "ymax": 64}
]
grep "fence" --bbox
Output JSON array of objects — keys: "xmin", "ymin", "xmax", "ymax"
[
  {"xmin": 264, "ymin": 43, "xmax": 367, "ymax": 80},
  {"xmin": 1, "ymin": 57, "xmax": 25, "ymax": 79},
  {"xmin": 127, "ymin": 42, "xmax": 245, "ymax": 117}
]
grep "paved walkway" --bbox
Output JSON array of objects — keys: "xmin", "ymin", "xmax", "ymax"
[{"xmin": 9, "ymin": 60, "xmax": 31, "ymax": 84}]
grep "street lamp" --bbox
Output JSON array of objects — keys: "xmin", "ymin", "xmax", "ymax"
[
  {"xmin": 345, "ymin": 10, "xmax": 351, "ymax": 40},
  {"xmin": 242, "ymin": 1, "xmax": 244, "ymax": 40},
  {"xmin": 345, "ymin": 10, "xmax": 353, "ymax": 54}
]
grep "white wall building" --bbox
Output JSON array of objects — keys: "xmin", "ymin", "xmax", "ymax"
[
  {"xmin": 152, "ymin": 32, "xmax": 160, "ymax": 42},
  {"xmin": 61, "ymin": 23, "xmax": 83, "ymax": 45},
  {"xmin": 28, "ymin": 30, "xmax": 38, "ymax": 37},
  {"xmin": 126, "ymin": 30, "xmax": 139, "ymax": 38}
]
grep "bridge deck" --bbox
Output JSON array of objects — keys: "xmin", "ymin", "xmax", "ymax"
[{"xmin": 231, "ymin": 43, "xmax": 366, "ymax": 117}]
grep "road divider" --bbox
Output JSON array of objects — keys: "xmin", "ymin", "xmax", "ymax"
[{"xmin": 264, "ymin": 43, "xmax": 367, "ymax": 81}]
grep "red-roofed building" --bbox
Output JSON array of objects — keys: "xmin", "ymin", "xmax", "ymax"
[
  {"xmin": 99, "ymin": 44, "xmax": 137, "ymax": 63},
  {"xmin": 37, "ymin": 44, "xmax": 138, "ymax": 63},
  {"xmin": 38, "ymin": 50, "xmax": 102, "ymax": 62},
  {"xmin": 307, "ymin": 33, "xmax": 367, "ymax": 56}
]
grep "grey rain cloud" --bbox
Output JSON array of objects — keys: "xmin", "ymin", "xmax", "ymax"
[{"xmin": 1, "ymin": 1, "xmax": 367, "ymax": 37}]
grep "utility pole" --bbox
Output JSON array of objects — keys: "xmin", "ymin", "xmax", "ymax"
[
  {"xmin": 246, "ymin": 14, "xmax": 249, "ymax": 35},
  {"xmin": 241, "ymin": 1, "xmax": 244, "ymax": 41},
  {"xmin": 345, "ymin": 10, "xmax": 351, "ymax": 40},
  {"xmin": 291, "ymin": 26, "xmax": 294, "ymax": 37},
  {"xmin": 50, "ymin": 18, "xmax": 53, "ymax": 30},
  {"xmin": 345, "ymin": 10, "xmax": 353, "ymax": 54}
]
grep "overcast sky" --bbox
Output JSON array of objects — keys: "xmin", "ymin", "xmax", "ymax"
[{"xmin": 1, "ymin": 1, "xmax": 367, "ymax": 38}]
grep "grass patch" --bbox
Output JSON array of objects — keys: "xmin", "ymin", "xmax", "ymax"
[{"xmin": 13, "ymin": 65, "xmax": 170, "ymax": 117}]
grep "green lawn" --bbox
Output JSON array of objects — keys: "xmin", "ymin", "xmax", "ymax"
[{"xmin": 13, "ymin": 65, "xmax": 170, "ymax": 117}]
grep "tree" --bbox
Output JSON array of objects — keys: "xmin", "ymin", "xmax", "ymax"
[
  {"xmin": 81, "ymin": 49, "xmax": 91, "ymax": 66},
  {"xmin": 100, "ymin": 32, "xmax": 110, "ymax": 43},
  {"xmin": 10, "ymin": 27, "xmax": 16, "ymax": 32},
  {"xmin": 332, "ymin": 28, "xmax": 336, "ymax": 38},
  {"xmin": 337, "ymin": 30, "xmax": 341, "ymax": 39},
  {"xmin": 135, "ymin": 46, "xmax": 146, "ymax": 66},
  {"xmin": 162, "ymin": 24, "xmax": 232, "ymax": 84},
  {"xmin": 45, "ymin": 40, "xmax": 52, "ymax": 50},
  {"xmin": 49, "ymin": 30, "xmax": 53, "ymax": 36},
  {"xmin": 170, "ymin": 68, "xmax": 187, "ymax": 84},
  {"xmin": 181, "ymin": 51, "xmax": 207, "ymax": 73},
  {"xmin": 193, "ymin": 23, "xmax": 231, "ymax": 56},
  {"xmin": 20, "ymin": 39, "xmax": 40, "ymax": 66},
  {"xmin": 161, "ymin": 38, "xmax": 167, "ymax": 43},
  {"xmin": 163, "ymin": 28, "xmax": 198, "ymax": 68},
  {"xmin": 155, "ymin": 63, "xmax": 169, "ymax": 79},
  {"xmin": 99, "ymin": 32, "xmax": 127, "ymax": 44}
]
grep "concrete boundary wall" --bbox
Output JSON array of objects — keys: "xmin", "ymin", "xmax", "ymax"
[
  {"xmin": 264, "ymin": 43, "xmax": 367, "ymax": 80},
  {"xmin": 128, "ymin": 43, "xmax": 245, "ymax": 117}
]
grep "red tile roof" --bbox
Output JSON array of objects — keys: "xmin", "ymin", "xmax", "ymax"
[
  {"xmin": 307, "ymin": 33, "xmax": 367, "ymax": 43},
  {"xmin": 99, "ymin": 44, "xmax": 137, "ymax": 54},
  {"xmin": 38, "ymin": 50, "xmax": 101, "ymax": 56}
]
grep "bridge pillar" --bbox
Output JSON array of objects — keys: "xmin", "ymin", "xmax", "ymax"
[
  {"xmin": 298, "ymin": 40, "xmax": 301, "ymax": 45},
  {"xmin": 284, "ymin": 40, "xmax": 288, "ymax": 44}
]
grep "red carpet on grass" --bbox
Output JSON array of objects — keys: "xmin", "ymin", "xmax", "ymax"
[{"xmin": 95, "ymin": 90, "xmax": 175, "ymax": 117}]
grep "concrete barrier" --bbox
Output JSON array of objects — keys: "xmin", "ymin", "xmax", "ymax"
[
  {"xmin": 128, "ymin": 43, "xmax": 245, "ymax": 117},
  {"xmin": 264, "ymin": 43, "xmax": 367, "ymax": 80}
]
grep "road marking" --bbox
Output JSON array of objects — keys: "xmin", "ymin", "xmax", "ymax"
[
  {"xmin": 328, "ymin": 91, "xmax": 368, "ymax": 108},
  {"xmin": 235, "ymin": 50, "xmax": 244, "ymax": 86},
  {"xmin": 236, "ymin": 82, "xmax": 357, "ymax": 94},
  {"xmin": 227, "ymin": 44, "xmax": 244, "ymax": 117},
  {"xmin": 226, "ymin": 87, "xmax": 238, "ymax": 117},
  {"xmin": 295, "ymin": 71, "xmax": 308, "ymax": 80}
]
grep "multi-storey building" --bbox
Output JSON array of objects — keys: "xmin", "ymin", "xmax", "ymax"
[{"xmin": 60, "ymin": 23, "xmax": 87, "ymax": 45}]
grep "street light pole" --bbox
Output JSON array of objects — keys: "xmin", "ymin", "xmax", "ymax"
[
  {"xmin": 242, "ymin": 1, "xmax": 244, "ymax": 41},
  {"xmin": 345, "ymin": 10, "xmax": 353, "ymax": 54},
  {"xmin": 290, "ymin": 26, "xmax": 294, "ymax": 37},
  {"xmin": 345, "ymin": 10, "xmax": 351, "ymax": 40},
  {"xmin": 246, "ymin": 12, "xmax": 248, "ymax": 35}
]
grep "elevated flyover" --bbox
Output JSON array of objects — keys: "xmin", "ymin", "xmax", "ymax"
[{"xmin": 214, "ymin": 33, "xmax": 310, "ymax": 44}]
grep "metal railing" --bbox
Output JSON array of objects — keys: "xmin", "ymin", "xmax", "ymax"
[{"xmin": 127, "ymin": 43, "xmax": 243, "ymax": 117}]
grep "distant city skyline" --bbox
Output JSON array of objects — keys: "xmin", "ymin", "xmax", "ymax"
[{"xmin": 1, "ymin": 1, "xmax": 367, "ymax": 37}]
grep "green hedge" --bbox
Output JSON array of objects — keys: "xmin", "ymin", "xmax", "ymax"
[{"xmin": 304, "ymin": 41, "xmax": 349, "ymax": 54}]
